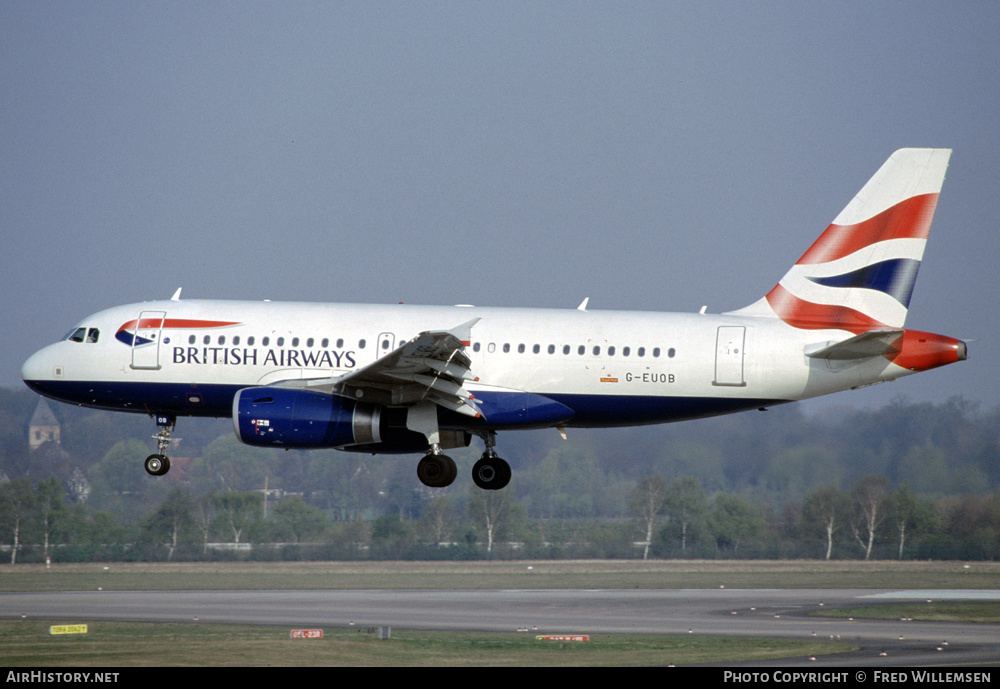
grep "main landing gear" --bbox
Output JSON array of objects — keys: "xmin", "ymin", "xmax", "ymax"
[
  {"xmin": 144, "ymin": 414, "xmax": 175, "ymax": 477},
  {"xmin": 415, "ymin": 430, "xmax": 511, "ymax": 491},
  {"xmin": 471, "ymin": 430, "xmax": 510, "ymax": 490},
  {"xmin": 416, "ymin": 450, "xmax": 458, "ymax": 488},
  {"xmin": 472, "ymin": 452, "xmax": 511, "ymax": 491}
]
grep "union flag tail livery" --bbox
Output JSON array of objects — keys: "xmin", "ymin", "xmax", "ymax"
[
  {"xmin": 733, "ymin": 148, "xmax": 950, "ymax": 332},
  {"xmin": 22, "ymin": 149, "xmax": 968, "ymax": 490}
]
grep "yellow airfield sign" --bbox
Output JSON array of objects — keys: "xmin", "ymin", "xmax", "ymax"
[{"xmin": 49, "ymin": 624, "xmax": 88, "ymax": 635}]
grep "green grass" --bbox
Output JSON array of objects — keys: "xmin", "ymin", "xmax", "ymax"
[
  {"xmin": 811, "ymin": 600, "xmax": 1000, "ymax": 623},
  {"xmin": 0, "ymin": 620, "xmax": 851, "ymax": 667},
  {"xmin": 2, "ymin": 559, "xmax": 998, "ymax": 592},
  {"xmin": 2, "ymin": 560, "xmax": 994, "ymax": 666}
]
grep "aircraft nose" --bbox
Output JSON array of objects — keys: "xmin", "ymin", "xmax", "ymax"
[{"xmin": 22, "ymin": 346, "xmax": 59, "ymax": 389}]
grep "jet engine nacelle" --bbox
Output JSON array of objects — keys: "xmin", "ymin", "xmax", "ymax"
[
  {"xmin": 233, "ymin": 387, "xmax": 380, "ymax": 449},
  {"xmin": 232, "ymin": 386, "xmax": 470, "ymax": 453}
]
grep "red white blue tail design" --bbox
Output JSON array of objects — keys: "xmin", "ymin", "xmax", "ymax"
[{"xmin": 732, "ymin": 149, "xmax": 951, "ymax": 333}]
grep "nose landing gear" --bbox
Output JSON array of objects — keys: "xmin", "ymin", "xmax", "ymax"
[
  {"xmin": 145, "ymin": 414, "xmax": 175, "ymax": 476},
  {"xmin": 144, "ymin": 453, "xmax": 170, "ymax": 476}
]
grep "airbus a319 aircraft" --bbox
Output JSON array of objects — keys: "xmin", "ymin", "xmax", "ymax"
[{"xmin": 22, "ymin": 149, "xmax": 967, "ymax": 490}]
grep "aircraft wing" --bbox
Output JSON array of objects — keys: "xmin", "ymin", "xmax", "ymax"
[
  {"xmin": 300, "ymin": 318, "xmax": 482, "ymax": 417},
  {"xmin": 804, "ymin": 328, "xmax": 904, "ymax": 360}
]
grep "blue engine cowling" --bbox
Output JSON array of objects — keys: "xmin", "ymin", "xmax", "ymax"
[
  {"xmin": 232, "ymin": 386, "xmax": 470, "ymax": 453},
  {"xmin": 233, "ymin": 387, "xmax": 381, "ymax": 449}
]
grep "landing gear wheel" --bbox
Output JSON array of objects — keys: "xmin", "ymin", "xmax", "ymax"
[
  {"xmin": 417, "ymin": 454, "xmax": 457, "ymax": 488},
  {"xmin": 144, "ymin": 454, "xmax": 171, "ymax": 476},
  {"xmin": 145, "ymin": 414, "xmax": 176, "ymax": 477},
  {"xmin": 472, "ymin": 455, "xmax": 511, "ymax": 490}
]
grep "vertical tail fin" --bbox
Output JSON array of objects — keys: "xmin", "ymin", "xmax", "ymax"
[{"xmin": 729, "ymin": 148, "xmax": 951, "ymax": 332}]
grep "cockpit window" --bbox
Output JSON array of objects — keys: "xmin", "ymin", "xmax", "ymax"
[{"xmin": 65, "ymin": 327, "xmax": 99, "ymax": 343}]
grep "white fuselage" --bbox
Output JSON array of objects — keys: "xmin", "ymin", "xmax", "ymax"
[{"xmin": 22, "ymin": 298, "xmax": 918, "ymax": 429}]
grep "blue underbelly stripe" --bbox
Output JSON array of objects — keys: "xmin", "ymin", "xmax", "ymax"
[{"xmin": 25, "ymin": 379, "xmax": 787, "ymax": 428}]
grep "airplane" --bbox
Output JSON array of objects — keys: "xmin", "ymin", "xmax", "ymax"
[{"xmin": 22, "ymin": 148, "xmax": 967, "ymax": 490}]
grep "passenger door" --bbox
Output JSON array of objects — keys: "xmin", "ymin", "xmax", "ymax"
[{"xmin": 131, "ymin": 310, "xmax": 166, "ymax": 370}]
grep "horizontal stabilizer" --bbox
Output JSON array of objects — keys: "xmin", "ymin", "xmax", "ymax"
[{"xmin": 805, "ymin": 328, "xmax": 903, "ymax": 360}]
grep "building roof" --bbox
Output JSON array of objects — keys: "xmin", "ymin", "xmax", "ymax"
[{"xmin": 29, "ymin": 398, "xmax": 59, "ymax": 428}]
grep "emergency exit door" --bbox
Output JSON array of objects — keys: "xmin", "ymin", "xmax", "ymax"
[{"xmin": 714, "ymin": 326, "xmax": 746, "ymax": 387}]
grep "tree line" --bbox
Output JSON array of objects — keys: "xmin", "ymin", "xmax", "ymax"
[
  {"xmin": 3, "ymin": 466, "xmax": 998, "ymax": 563},
  {"xmin": 1, "ymin": 387, "xmax": 998, "ymax": 562}
]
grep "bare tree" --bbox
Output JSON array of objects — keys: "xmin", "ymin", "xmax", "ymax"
[
  {"xmin": 468, "ymin": 488, "xmax": 519, "ymax": 558},
  {"xmin": 34, "ymin": 478, "xmax": 67, "ymax": 562},
  {"xmin": 630, "ymin": 476, "xmax": 667, "ymax": 560},
  {"xmin": 665, "ymin": 477, "xmax": 707, "ymax": 554},
  {"xmin": 213, "ymin": 492, "xmax": 262, "ymax": 546},
  {"xmin": 0, "ymin": 479, "xmax": 35, "ymax": 564},
  {"xmin": 420, "ymin": 495, "xmax": 457, "ymax": 545},
  {"xmin": 890, "ymin": 485, "xmax": 935, "ymax": 560},
  {"xmin": 850, "ymin": 475, "xmax": 890, "ymax": 560},
  {"xmin": 803, "ymin": 485, "xmax": 847, "ymax": 560}
]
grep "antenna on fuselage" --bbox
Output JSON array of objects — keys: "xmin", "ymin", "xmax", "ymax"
[{"xmin": 171, "ymin": 288, "xmax": 182, "ymax": 301}]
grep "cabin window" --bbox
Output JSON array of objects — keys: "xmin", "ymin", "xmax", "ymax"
[
  {"xmin": 306, "ymin": 338, "xmax": 314, "ymax": 347},
  {"xmin": 233, "ymin": 336, "xmax": 240, "ymax": 346},
  {"xmin": 653, "ymin": 347, "xmax": 660, "ymax": 357},
  {"xmin": 623, "ymin": 346, "xmax": 631, "ymax": 356},
  {"xmin": 248, "ymin": 336, "xmax": 255, "ymax": 346},
  {"xmin": 292, "ymin": 337, "xmax": 300, "ymax": 347},
  {"xmin": 638, "ymin": 347, "xmax": 646, "ymax": 357},
  {"xmin": 518, "ymin": 344, "xmax": 525, "ymax": 354},
  {"xmin": 359, "ymin": 339, "xmax": 366, "ymax": 349},
  {"xmin": 277, "ymin": 337, "xmax": 285, "ymax": 347},
  {"xmin": 668, "ymin": 347, "xmax": 676, "ymax": 358},
  {"xmin": 337, "ymin": 338, "xmax": 344, "ymax": 348},
  {"xmin": 578, "ymin": 345, "xmax": 585, "ymax": 355},
  {"xmin": 473, "ymin": 342, "xmax": 481, "ymax": 352},
  {"xmin": 262, "ymin": 337, "xmax": 270, "ymax": 346},
  {"xmin": 218, "ymin": 336, "xmax": 226, "ymax": 345},
  {"xmin": 188, "ymin": 335, "xmax": 196, "ymax": 344},
  {"xmin": 548, "ymin": 344, "xmax": 555, "ymax": 354},
  {"xmin": 503, "ymin": 343, "xmax": 510, "ymax": 353},
  {"xmin": 321, "ymin": 338, "xmax": 329, "ymax": 348},
  {"xmin": 563, "ymin": 345, "xmax": 570, "ymax": 355},
  {"xmin": 608, "ymin": 346, "xmax": 615, "ymax": 356}
]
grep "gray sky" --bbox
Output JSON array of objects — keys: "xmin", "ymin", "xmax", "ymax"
[{"xmin": 3, "ymin": 2, "xmax": 998, "ymax": 412}]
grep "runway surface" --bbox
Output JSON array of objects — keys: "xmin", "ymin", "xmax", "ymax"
[{"xmin": 2, "ymin": 587, "xmax": 998, "ymax": 666}]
